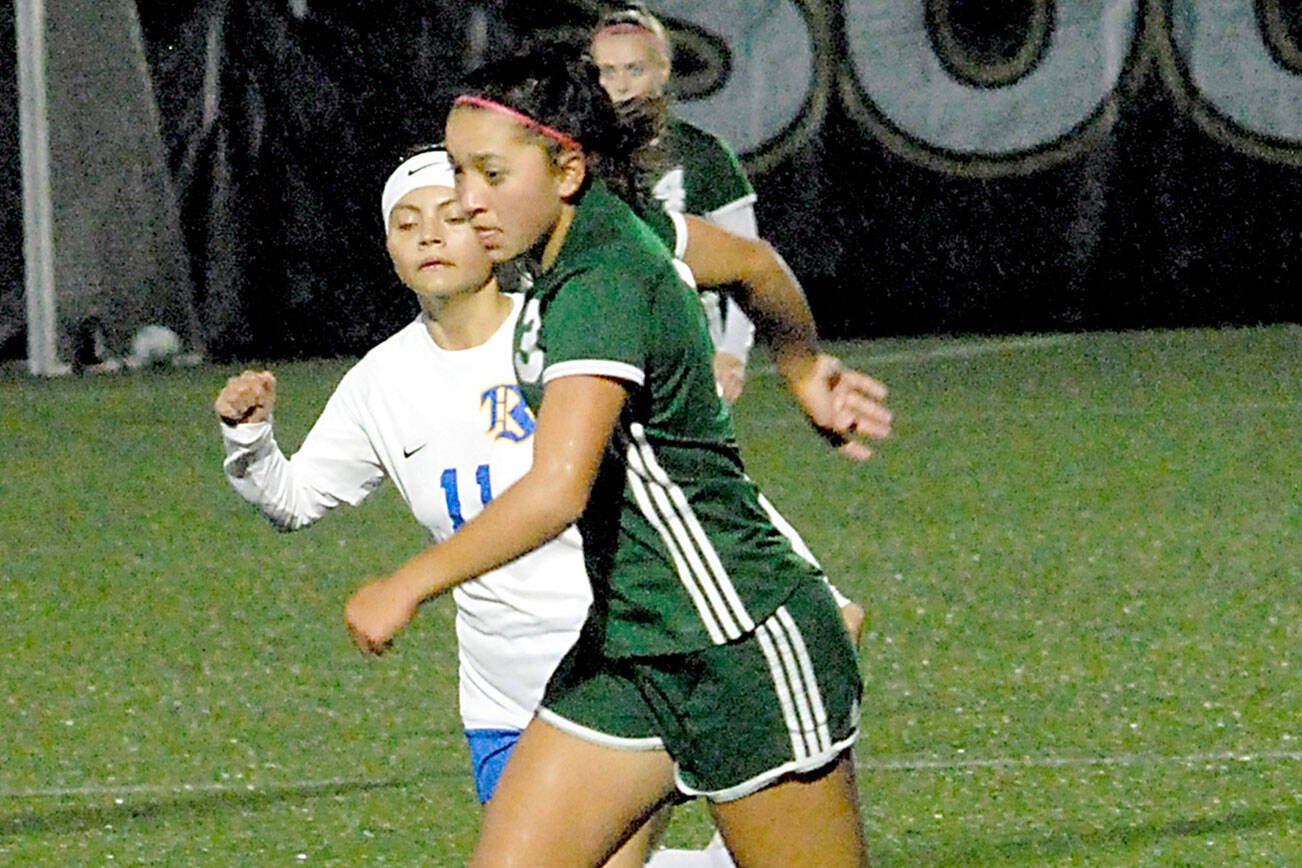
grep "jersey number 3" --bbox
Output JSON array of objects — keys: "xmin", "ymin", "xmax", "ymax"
[
  {"xmin": 440, "ymin": 464, "xmax": 492, "ymax": 530},
  {"xmin": 515, "ymin": 297, "xmax": 544, "ymax": 384}
]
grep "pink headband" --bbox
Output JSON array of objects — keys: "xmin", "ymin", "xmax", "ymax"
[{"xmin": 453, "ymin": 95, "xmax": 581, "ymax": 151}]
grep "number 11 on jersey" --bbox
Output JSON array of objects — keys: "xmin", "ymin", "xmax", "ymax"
[{"xmin": 440, "ymin": 464, "xmax": 493, "ymax": 530}]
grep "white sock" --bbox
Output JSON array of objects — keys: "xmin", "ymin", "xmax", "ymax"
[
  {"xmin": 704, "ymin": 832, "xmax": 736, "ymax": 868},
  {"xmin": 644, "ymin": 833, "xmax": 735, "ymax": 868},
  {"xmin": 645, "ymin": 850, "xmax": 712, "ymax": 868}
]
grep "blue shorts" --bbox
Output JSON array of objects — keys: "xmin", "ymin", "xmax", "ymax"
[{"xmin": 465, "ymin": 728, "xmax": 521, "ymax": 803}]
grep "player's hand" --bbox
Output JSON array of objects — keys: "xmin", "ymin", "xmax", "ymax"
[
  {"xmin": 712, "ymin": 352, "xmax": 747, "ymax": 404},
  {"xmin": 839, "ymin": 601, "xmax": 867, "ymax": 645},
  {"xmin": 791, "ymin": 354, "xmax": 891, "ymax": 460},
  {"xmin": 344, "ymin": 576, "xmax": 419, "ymax": 655},
  {"xmin": 215, "ymin": 370, "xmax": 276, "ymax": 426}
]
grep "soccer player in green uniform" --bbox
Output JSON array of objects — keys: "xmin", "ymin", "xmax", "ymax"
[
  {"xmin": 590, "ymin": 3, "xmax": 759, "ymax": 405},
  {"xmin": 344, "ymin": 45, "xmax": 890, "ymax": 867}
]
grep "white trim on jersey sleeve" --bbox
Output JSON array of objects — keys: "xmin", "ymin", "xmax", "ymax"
[
  {"xmin": 706, "ymin": 195, "xmax": 759, "ymax": 239},
  {"xmin": 665, "ymin": 209, "xmax": 690, "ymax": 259},
  {"xmin": 543, "ymin": 359, "xmax": 645, "ymax": 387}
]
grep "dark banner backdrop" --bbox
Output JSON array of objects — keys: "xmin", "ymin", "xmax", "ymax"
[{"xmin": 4, "ymin": 1, "xmax": 1300, "ymax": 360}]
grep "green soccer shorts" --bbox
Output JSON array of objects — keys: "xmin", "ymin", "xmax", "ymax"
[{"xmin": 538, "ymin": 577, "xmax": 863, "ymax": 801}]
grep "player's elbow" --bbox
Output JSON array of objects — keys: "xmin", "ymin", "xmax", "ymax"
[
  {"xmin": 718, "ymin": 236, "xmax": 779, "ymax": 298},
  {"xmin": 268, "ymin": 513, "xmax": 306, "ymax": 533},
  {"xmin": 258, "ymin": 499, "xmax": 318, "ymax": 532},
  {"xmin": 544, "ymin": 479, "xmax": 590, "ymax": 527},
  {"xmin": 526, "ymin": 464, "xmax": 592, "ymax": 528}
]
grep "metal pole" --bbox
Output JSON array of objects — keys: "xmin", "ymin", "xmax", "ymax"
[{"xmin": 15, "ymin": 0, "xmax": 66, "ymax": 375}]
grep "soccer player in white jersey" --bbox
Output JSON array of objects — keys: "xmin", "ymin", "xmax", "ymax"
[
  {"xmin": 216, "ymin": 148, "xmax": 658, "ymax": 867},
  {"xmin": 591, "ymin": 3, "xmax": 759, "ymax": 405}
]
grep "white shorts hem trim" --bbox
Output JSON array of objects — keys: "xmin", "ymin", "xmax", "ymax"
[
  {"xmin": 675, "ymin": 727, "xmax": 859, "ymax": 803},
  {"xmin": 536, "ymin": 707, "xmax": 665, "ymax": 751}
]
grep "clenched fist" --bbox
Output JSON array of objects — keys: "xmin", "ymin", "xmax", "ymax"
[
  {"xmin": 215, "ymin": 370, "xmax": 276, "ymax": 426},
  {"xmin": 345, "ymin": 577, "xmax": 421, "ymax": 655}
]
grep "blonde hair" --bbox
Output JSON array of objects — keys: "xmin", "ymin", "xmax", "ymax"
[{"xmin": 593, "ymin": 4, "xmax": 671, "ymax": 70}]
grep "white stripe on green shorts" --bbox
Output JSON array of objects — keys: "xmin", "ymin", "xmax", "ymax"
[
  {"xmin": 756, "ymin": 606, "xmax": 832, "ymax": 761},
  {"xmin": 624, "ymin": 423, "xmax": 754, "ymax": 641}
]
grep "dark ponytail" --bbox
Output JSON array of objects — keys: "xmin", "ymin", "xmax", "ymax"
[{"xmin": 456, "ymin": 42, "xmax": 661, "ymax": 214}]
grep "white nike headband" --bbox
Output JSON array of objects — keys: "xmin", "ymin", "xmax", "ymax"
[{"xmin": 380, "ymin": 148, "xmax": 457, "ymax": 228}]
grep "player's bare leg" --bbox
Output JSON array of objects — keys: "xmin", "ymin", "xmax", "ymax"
[
  {"xmin": 603, "ymin": 815, "xmax": 659, "ymax": 868},
  {"xmin": 708, "ymin": 750, "xmax": 867, "ymax": 868},
  {"xmin": 607, "ymin": 803, "xmax": 677, "ymax": 867},
  {"xmin": 471, "ymin": 717, "xmax": 678, "ymax": 867}
]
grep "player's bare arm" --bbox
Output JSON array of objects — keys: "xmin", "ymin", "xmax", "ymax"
[
  {"xmin": 679, "ymin": 216, "xmax": 891, "ymax": 458},
  {"xmin": 345, "ymin": 374, "xmax": 627, "ymax": 654}
]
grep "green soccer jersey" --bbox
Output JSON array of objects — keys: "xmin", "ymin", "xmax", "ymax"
[
  {"xmin": 652, "ymin": 118, "xmax": 755, "ymax": 217},
  {"xmin": 512, "ymin": 180, "xmax": 821, "ymax": 658},
  {"xmin": 652, "ymin": 118, "xmax": 758, "ymax": 364}
]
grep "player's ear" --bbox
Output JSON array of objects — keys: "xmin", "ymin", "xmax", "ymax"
[{"xmin": 555, "ymin": 147, "xmax": 587, "ymax": 199}]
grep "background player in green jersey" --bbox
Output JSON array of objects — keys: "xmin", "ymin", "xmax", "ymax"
[
  {"xmin": 345, "ymin": 45, "xmax": 890, "ymax": 867},
  {"xmin": 590, "ymin": 3, "xmax": 759, "ymax": 405}
]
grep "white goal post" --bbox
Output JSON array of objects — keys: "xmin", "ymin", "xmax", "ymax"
[
  {"xmin": 15, "ymin": 0, "xmax": 60, "ymax": 375},
  {"xmin": 14, "ymin": 0, "xmax": 202, "ymax": 375}
]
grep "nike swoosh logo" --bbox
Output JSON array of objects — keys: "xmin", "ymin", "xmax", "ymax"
[
  {"xmin": 407, "ymin": 162, "xmax": 437, "ymax": 176},
  {"xmin": 402, "ymin": 443, "xmax": 427, "ymax": 459}
]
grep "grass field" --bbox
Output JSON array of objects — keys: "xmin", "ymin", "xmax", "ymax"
[{"xmin": 2, "ymin": 324, "xmax": 1299, "ymax": 866}]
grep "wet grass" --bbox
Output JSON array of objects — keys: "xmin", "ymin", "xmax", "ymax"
[{"xmin": 2, "ymin": 324, "xmax": 1300, "ymax": 865}]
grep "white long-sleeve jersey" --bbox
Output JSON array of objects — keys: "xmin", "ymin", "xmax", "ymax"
[
  {"xmin": 221, "ymin": 295, "xmax": 590, "ymax": 731},
  {"xmin": 702, "ymin": 198, "xmax": 759, "ymax": 363}
]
